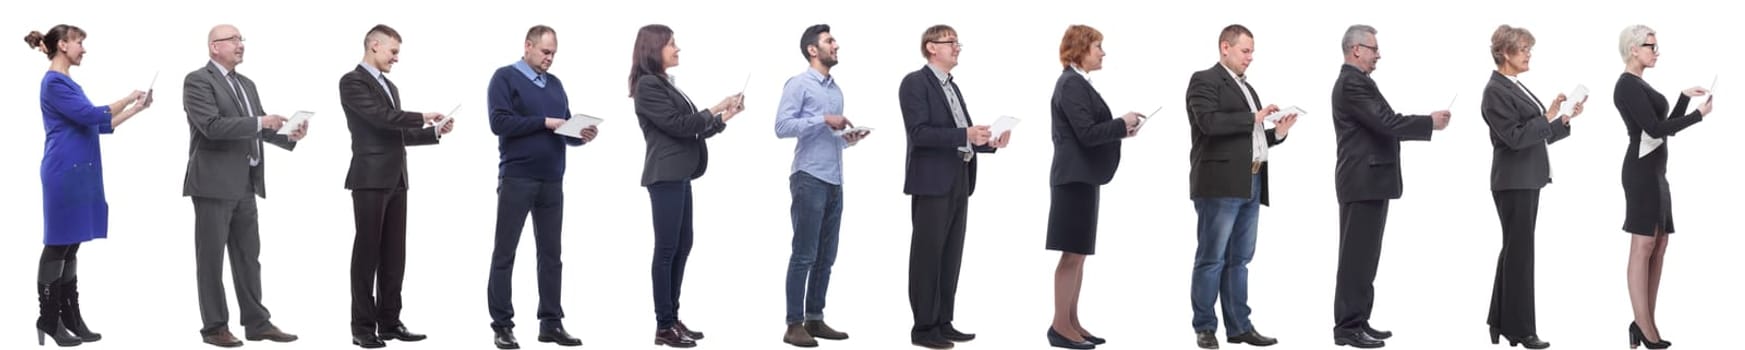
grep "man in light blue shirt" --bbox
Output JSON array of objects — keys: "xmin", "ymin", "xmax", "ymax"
[{"xmin": 774, "ymin": 24, "xmax": 865, "ymax": 348}]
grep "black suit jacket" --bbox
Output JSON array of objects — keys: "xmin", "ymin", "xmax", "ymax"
[
  {"xmin": 899, "ymin": 65, "xmax": 995, "ymax": 197},
  {"xmin": 183, "ymin": 61, "xmax": 296, "ymax": 200},
  {"xmin": 1185, "ymin": 63, "xmax": 1283, "ymax": 205},
  {"xmin": 1331, "ymin": 64, "xmax": 1436, "ymax": 203},
  {"xmin": 339, "ymin": 65, "xmax": 440, "ymax": 190},
  {"xmin": 633, "ymin": 74, "xmax": 727, "ymax": 186},
  {"xmin": 1479, "ymin": 71, "xmax": 1571, "ymax": 191},
  {"xmin": 1050, "ymin": 68, "xmax": 1124, "ymax": 186}
]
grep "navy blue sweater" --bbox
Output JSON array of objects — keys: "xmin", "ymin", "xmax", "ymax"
[{"xmin": 488, "ymin": 63, "xmax": 584, "ymax": 180}]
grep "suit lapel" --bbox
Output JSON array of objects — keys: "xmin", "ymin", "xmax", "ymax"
[{"xmin": 207, "ymin": 63, "xmax": 249, "ymax": 116}]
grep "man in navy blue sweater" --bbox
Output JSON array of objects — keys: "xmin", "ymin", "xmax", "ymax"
[{"xmin": 484, "ymin": 25, "xmax": 594, "ymax": 350}]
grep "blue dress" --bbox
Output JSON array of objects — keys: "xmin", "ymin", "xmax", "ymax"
[{"xmin": 39, "ymin": 70, "xmax": 114, "ymax": 246}]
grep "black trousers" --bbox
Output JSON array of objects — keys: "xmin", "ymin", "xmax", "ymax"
[
  {"xmin": 487, "ymin": 177, "xmax": 567, "ymax": 330},
  {"xmin": 1488, "ymin": 190, "xmax": 1540, "ymax": 336},
  {"xmin": 350, "ymin": 188, "xmax": 409, "ymax": 335},
  {"xmin": 648, "ymin": 181, "xmax": 695, "ymax": 330},
  {"xmin": 1333, "ymin": 199, "xmax": 1389, "ymax": 333},
  {"xmin": 909, "ymin": 163, "xmax": 971, "ymax": 340}
]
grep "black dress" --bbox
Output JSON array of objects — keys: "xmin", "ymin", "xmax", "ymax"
[{"xmin": 1613, "ymin": 72, "xmax": 1704, "ymax": 235}]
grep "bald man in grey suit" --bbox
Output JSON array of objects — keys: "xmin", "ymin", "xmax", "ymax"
[{"xmin": 182, "ymin": 24, "xmax": 304, "ymax": 348}]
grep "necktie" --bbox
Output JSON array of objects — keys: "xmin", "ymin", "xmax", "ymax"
[
  {"xmin": 941, "ymin": 78, "xmax": 972, "ymax": 161},
  {"xmin": 226, "ymin": 72, "xmax": 260, "ymax": 166},
  {"xmin": 1236, "ymin": 75, "xmax": 1266, "ymax": 164}
]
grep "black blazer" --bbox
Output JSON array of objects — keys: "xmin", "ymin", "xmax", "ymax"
[
  {"xmin": 182, "ymin": 61, "xmax": 296, "ymax": 200},
  {"xmin": 338, "ymin": 65, "xmax": 440, "ymax": 190},
  {"xmin": 1331, "ymin": 64, "xmax": 1436, "ymax": 203},
  {"xmin": 634, "ymin": 74, "xmax": 727, "ymax": 186},
  {"xmin": 899, "ymin": 64, "xmax": 995, "ymax": 197},
  {"xmin": 1479, "ymin": 71, "xmax": 1571, "ymax": 191},
  {"xmin": 1050, "ymin": 68, "xmax": 1124, "ymax": 187},
  {"xmin": 1185, "ymin": 63, "xmax": 1283, "ymax": 205}
]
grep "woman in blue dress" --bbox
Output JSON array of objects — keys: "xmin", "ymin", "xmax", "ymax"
[{"xmin": 25, "ymin": 25, "xmax": 152, "ymax": 346}]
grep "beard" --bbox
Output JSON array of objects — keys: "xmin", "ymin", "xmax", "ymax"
[{"xmin": 821, "ymin": 53, "xmax": 839, "ymax": 68}]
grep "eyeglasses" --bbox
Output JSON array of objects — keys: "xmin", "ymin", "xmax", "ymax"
[
  {"xmin": 1356, "ymin": 43, "xmax": 1379, "ymax": 53},
  {"xmin": 929, "ymin": 40, "xmax": 963, "ymax": 48},
  {"xmin": 1640, "ymin": 43, "xmax": 1658, "ymax": 53},
  {"xmin": 211, "ymin": 36, "xmax": 245, "ymax": 43}
]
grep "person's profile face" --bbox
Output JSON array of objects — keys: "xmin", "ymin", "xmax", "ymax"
[
  {"xmin": 662, "ymin": 37, "xmax": 680, "ymax": 69},
  {"xmin": 1637, "ymin": 35, "xmax": 1659, "ymax": 68},
  {"xmin": 815, "ymin": 32, "xmax": 839, "ymax": 67},
  {"xmin": 1222, "ymin": 35, "xmax": 1254, "ymax": 75},
  {"xmin": 61, "ymin": 36, "xmax": 86, "ymax": 66},
  {"xmin": 1082, "ymin": 41, "xmax": 1105, "ymax": 71},
  {"xmin": 928, "ymin": 33, "xmax": 960, "ymax": 67},
  {"xmin": 211, "ymin": 32, "xmax": 246, "ymax": 66},
  {"xmin": 372, "ymin": 38, "xmax": 401, "ymax": 72}
]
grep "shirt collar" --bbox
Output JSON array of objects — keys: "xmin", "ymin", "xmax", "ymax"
[
  {"xmin": 513, "ymin": 59, "xmax": 545, "ymax": 84},
  {"xmin": 927, "ymin": 63, "xmax": 952, "ymax": 84},
  {"xmin": 1070, "ymin": 64, "xmax": 1090, "ymax": 81},
  {"xmin": 359, "ymin": 62, "xmax": 386, "ymax": 80},
  {"xmin": 211, "ymin": 60, "xmax": 234, "ymax": 77},
  {"xmin": 1220, "ymin": 62, "xmax": 1245, "ymax": 83},
  {"xmin": 804, "ymin": 67, "xmax": 833, "ymax": 87}
]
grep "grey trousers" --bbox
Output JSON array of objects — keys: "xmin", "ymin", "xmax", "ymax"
[{"xmin": 192, "ymin": 196, "xmax": 273, "ymax": 334}]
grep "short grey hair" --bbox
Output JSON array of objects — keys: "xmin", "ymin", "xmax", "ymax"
[
  {"xmin": 1342, "ymin": 25, "xmax": 1377, "ymax": 55},
  {"xmin": 1618, "ymin": 25, "xmax": 1655, "ymax": 64}
]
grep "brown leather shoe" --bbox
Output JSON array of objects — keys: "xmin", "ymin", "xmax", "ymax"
[
  {"xmin": 246, "ymin": 326, "xmax": 300, "ymax": 342},
  {"xmin": 804, "ymin": 320, "xmax": 849, "ymax": 340},
  {"xmin": 202, "ymin": 328, "xmax": 244, "ymax": 348},
  {"xmin": 784, "ymin": 324, "xmax": 818, "ymax": 347}
]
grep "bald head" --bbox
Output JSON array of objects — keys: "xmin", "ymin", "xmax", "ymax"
[{"xmin": 208, "ymin": 24, "xmax": 246, "ymax": 70}]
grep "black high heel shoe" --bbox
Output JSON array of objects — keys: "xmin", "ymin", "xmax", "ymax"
[
  {"xmin": 1629, "ymin": 322, "xmax": 1671, "ymax": 349},
  {"xmin": 1489, "ymin": 327, "xmax": 1550, "ymax": 349},
  {"xmin": 1046, "ymin": 328, "xmax": 1095, "ymax": 349}
]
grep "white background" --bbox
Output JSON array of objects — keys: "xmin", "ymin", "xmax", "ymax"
[{"xmin": 3, "ymin": 0, "xmax": 1739, "ymax": 349}]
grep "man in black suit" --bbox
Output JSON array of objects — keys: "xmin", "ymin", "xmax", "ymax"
[
  {"xmin": 1184, "ymin": 24, "xmax": 1296, "ymax": 349},
  {"xmin": 898, "ymin": 24, "xmax": 1010, "ymax": 350},
  {"xmin": 182, "ymin": 24, "xmax": 303, "ymax": 348},
  {"xmin": 1328, "ymin": 25, "xmax": 1450, "ymax": 349},
  {"xmin": 338, "ymin": 24, "xmax": 454, "ymax": 349}
]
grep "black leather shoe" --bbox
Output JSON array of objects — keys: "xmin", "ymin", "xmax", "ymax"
[
  {"xmin": 538, "ymin": 327, "xmax": 582, "ymax": 346},
  {"xmin": 1197, "ymin": 330, "xmax": 1220, "ymax": 349},
  {"xmin": 1083, "ymin": 333, "xmax": 1107, "ymax": 345},
  {"xmin": 1334, "ymin": 330, "xmax": 1385, "ymax": 348},
  {"xmin": 940, "ymin": 324, "xmax": 975, "ymax": 342},
  {"xmin": 352, "ymin": 334, "xmax": 386, "ymax": 349},
  {"xmin": 912, "ymin": 334, "xmax": 955, "ymax": 349},
  {"xmin": 379, "ymin": 325, "xmax": 427, "ymax": 342},
  {"xmin": 675, "ymin": 320, "xmax": 704, "ymax": 340},
  {"xmin": 656, "ymin": 326, "xmax": 696, "ymax": 348},
  {"xmin": 492, "ymin": 327, "xmax": 518, "ymax": 349},
  {"xmin": 1363, "ymin": 325, "xmax": 1392, "ymax": 340},
  {"xmin": 1047, "ymin": 327, "xmax": 1095, "ymax": 349},
  {"xmin": 246, "ymin": 326, "xmax": 300, "ymax": 342},
  {"xmin": 1229, "ymin": 329, "xmax": 1279, "ymax": 346},
  {"xmin": 1499, "ymin": 334, "xmax": 1550, "ymax": 349}
]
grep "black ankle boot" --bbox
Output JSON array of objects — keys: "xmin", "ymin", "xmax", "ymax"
[
  {"xmin": 57, "ymin": 280, "xmax": 100, "ymax": 342},
  {"xmin": 37, "ymin": 283, "xmax": 81, "ymax": 347}
]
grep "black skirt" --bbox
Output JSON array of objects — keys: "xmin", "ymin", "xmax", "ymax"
[{"xmin": 1046, "ymin": 183, "xmax": 1101, "ymax": 255}]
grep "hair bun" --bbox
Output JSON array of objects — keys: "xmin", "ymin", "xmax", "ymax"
[{"xmin": 24, "ymin": 31, "xmax": 44, "ymax": 49}]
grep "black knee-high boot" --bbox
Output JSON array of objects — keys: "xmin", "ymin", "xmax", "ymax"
[
  {"xmin": 37, "ymin": 253, "xmax": 81, "ymax": 347},
  {"xmin": 57, "ymin": 258, "xmax": 99, "ymax": 342}
]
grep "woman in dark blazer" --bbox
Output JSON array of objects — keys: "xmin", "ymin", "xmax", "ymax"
[
  {"xmin": 1612, "ymin": 24, "xmax": 1711, "ymax": 350},
  {"xmin": 628, "ymin": 24, "xmax": 743, "ymax": 349},
  {"xmin": 1044, "ymin": 24, "xmax": 1139, "ymax": 350},
  {"xmin": 25, "ymin": 25, "xmax": 153, "ymax": 346},
  {"xmin": 1476, "ymin": 25, "xmax": 1581, "ymax": 350}
]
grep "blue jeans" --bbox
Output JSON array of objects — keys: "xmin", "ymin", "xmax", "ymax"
[
  {"xmin": 786, "ymin": 172, "xmax": 843, "ymax": 325},
  {"xmin": 1190, "ymin": 175, "xmax": 1262, "ymax": 334}
]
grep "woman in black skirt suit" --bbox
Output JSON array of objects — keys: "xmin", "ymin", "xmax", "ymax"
[
  {"xmin": 1612, "ymin": 24, "xmax": 1714, "ymax": 349},
  {"xmin": 1044, "ymin": 24, "xmax": 1142, "ymax": 349}
]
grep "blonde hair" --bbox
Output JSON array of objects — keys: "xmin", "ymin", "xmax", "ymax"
[{"xmin": 1618, "ymin": 25, "xmax": 1655, "ymax": 64}]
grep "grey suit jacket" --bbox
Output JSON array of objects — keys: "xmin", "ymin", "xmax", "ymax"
[
  {"xmin": 1479, "ymin": 70, "xmax": 1570, "ymax": 191},
  {"xmin": 182, "ymin": 61, "xmax": 296, "ymax": 200}
]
